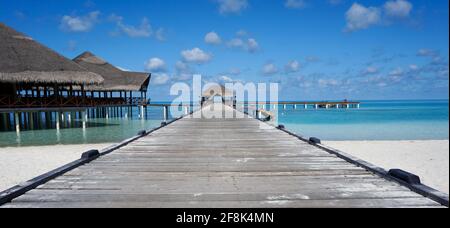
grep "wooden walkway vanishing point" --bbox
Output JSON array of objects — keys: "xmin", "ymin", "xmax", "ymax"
[{"xmin": 1, "ymin": 104, "xmax": 446, "ymax": 208}]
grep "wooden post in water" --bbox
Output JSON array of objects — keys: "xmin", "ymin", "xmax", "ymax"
[
  {"xmin": 139, "ymin": 106, "xmax": 145, "ymax": 119},
  {"xmin": 56, "ymin": 112, "xmax": 61, "ymax": 130},
  {"xmin": 67, "ymin": 112, "xmax": 72, "ymax": 125},
  {"xmin": 45, "ymin": 112, "xmax": 51, "ymax": 129},
  {"xmin": 163, "ymin": 106, "xmax": 169, "ymax": 122},
  {"xmin": 1, "ymin": 113, "xmax": 8, "ymax": 131},
  {"xmin": 14, "ymin": 112, "xmax": 20, "ymax": 133},
  {"xmin": 82, "ymin": 111, "xmax": 87, "ymax": 129},
  {"xmin": 29, "ymin": 112, "xmax": 34, "ymax": 130}
]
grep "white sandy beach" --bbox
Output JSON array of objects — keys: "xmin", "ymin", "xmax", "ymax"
[
  {"xmin": 325, "ymin": 140, "xmax": 449, "ymax": 194},
  {"xmin": 0, "ymin": 141, "xmax": 448, "ymax": 195},
  {"xmin": 0, "ymin": 144, "xmax": 112, "ymax": 192}
]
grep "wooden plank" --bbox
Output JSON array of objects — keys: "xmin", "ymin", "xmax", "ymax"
[{"xmin": 2, "ymin": 104, "xmax": 442, "ymax": 208}]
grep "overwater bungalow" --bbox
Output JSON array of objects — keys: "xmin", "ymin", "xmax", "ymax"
[
  {"xmin": 201, "ymin": 84, "xmax": 235, "ymax": 106},
  {"xmin": 72, "ymin": 51, "xmax": 151, "ymax": 106},
  {"xmin": 0, "ymin": 23, "xmax": 104, "ymax": 110},
  {"xmin": 0, "ymin": 23, "xmax": 151, "ymax": 132}
]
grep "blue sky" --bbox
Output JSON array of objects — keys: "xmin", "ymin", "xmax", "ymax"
[{"xmin": 1, "ymin": 0, "xmax": 448, "ymax": 101}]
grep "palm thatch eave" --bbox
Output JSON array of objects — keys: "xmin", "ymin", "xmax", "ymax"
[{"xmin": 0, "ymin": 22, "xmax": 104, "ymax": 86}]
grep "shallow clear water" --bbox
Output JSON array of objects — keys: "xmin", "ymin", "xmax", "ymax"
[
  {"xmin": 0, "ymin": 100, "xmax": 448, "ymax": 147},
  {"xmin": 0, "ymin": 106, "xmax": 189, "ymax": 147}
]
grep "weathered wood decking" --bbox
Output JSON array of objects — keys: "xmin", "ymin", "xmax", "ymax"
[{"xmin": 1, "ymin": 105, "xmax": 443, "ymax": 208}]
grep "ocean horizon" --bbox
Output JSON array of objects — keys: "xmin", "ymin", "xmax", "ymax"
[{"xmin": 0, "ymin": 99, "xmax": 448, "ymax": 147}]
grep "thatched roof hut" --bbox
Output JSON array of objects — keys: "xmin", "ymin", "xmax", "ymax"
[
  {"xmin": 73, "ymin": 52, "xmax": 151, "ymax": 92},
  {"xmin": 203, "ymin": 84, "xmax": 234, "ymax": 98},
  {"xmin": 0, "ymin": 23, "xmax": 104, "ymax": 85}
]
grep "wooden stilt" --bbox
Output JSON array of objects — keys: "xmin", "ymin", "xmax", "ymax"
[
  {"xmin": 56, "ymin": 112, "xmax": 60, "ymax": 130},
  {"xmin": 15, "ymin": 112, "xmax": 20, "ymax": 133}
]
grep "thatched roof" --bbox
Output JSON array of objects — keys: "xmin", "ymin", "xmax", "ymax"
[
  {"xmin": 0, "ymin": 22, "xmax": 104, "ymax": 85},
  {"xmin": 73, "ymin": 52, "xmax": 151, "ymax": 92},
  {"xmin": 203, "ymin": 84, "xmax": 234, "ymax": 98}
]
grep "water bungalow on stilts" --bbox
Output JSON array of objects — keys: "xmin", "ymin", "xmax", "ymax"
[
  {"xmin": 0, "ymin": 23, "xmax": 151, "ymax": 134},
  {"xmin": 72, "ymin": 51, "xmax": 151, "ymax": 120},
  {"xmin": 201, "ymin": 85, "xmax": 236, "ymax": 107}
]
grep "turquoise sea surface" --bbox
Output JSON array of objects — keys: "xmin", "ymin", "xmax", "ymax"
[
  {"xmin": 277, "ymin": 100, "xmax": 449, "ymax": 141},
  {"xmin": 0, "ymin": 100, "xmax": 448, "ymax": 147}
]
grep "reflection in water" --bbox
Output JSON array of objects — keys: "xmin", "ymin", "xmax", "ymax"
[{"xmin": 56, "ymin": 128, "xmax": 61, "ymax": 144}]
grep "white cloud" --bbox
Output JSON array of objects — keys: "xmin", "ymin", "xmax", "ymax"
[
  {"xmin": 117, "ymin": 17, "xmax": 152, "ymax": 38},
  {"xmin": 227, "ymin": 38, "xmax": 245, "ymax": 48},
  {"xmin": 152, "ymin": 73, "xmax": 170, "ymax": 85},
  {"xmin": 345, "ymin": 3, "xmax": 381, "ymax": 31},
  {"xmin": 176, "ymin": 61, "xmax": 190, "ymax": 72},
  {"xmin": 145, "ymin": 58, "xmax": 166, "ymax": 72},
  {"xmin": 417, "ymin": 49, "xmax": 439, "ymax": 57},
  {"xmin": 60, "ymin": 11, "xmax": 100, "ymax": 32},
  {"xmin": 109, "ymin": 14, "xmax": 165, "ymax": 40},
  {"xmin": 227, "ymin": 37, "xmax": 259, "ymax": 53},
  {"xmin": 220, "ymin": 75, "xmax": 234, "ymax": 83},
  {"xmin": 155, "ymin": 28, "xmax": 166, "ymax": 41},
  {"xmin": 305, "ymin": 56, "xmax": 321, "ymax": 63},
  {"xmin": 216, "ymin": 0, "xmax": 249, "ymax": 14},
  {"xmin": 236, "ymin": 29, "xmax": 248, "ymax": 37},
  {"xmin": 364, "ymin": 66, "xmax": 379, "ymax": 75},
  {"xmin": 181, "ymin": 48, "xmax": 212, "ymax": 64},
  {"xmin": 285, "ymin": 0, "xmax": 307, "ymax": 9},
  {"xmin": 205, "ymin": 31, "xmax": 222, "ymax": 45},
  {"xmin": 247, "ymin": 38, "xmax": 259, "ymax": 53},
  {"xmin": 318, "ymin": 79, "xmax": 340, "ymax": 88},
  {"xmin": 389, "ymin": 67, "xmax": 404, "ymax": 77},
  {"xmin": 285, "ymin": 60, "xmax": 301, "ymax": 73},
  {"xmin": 384, "ymin": 0, "xmax": 413, "ymax": 18},
  {"xmin": 344, "ymin": 1, "xmax": 413, "ymax": 32},
  {"xmin": 262, "ymin": 63, "xmax": 279, "ymax": 75},
  {"xmin": 409, "ymin": 64, "xmax": 419, "ymax": 71},
  {"xmin": 229, "ymin": 68, "xmax": 241, "ymax": 75}
]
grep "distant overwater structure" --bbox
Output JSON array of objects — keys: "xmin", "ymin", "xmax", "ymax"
[{"xmin": 0, "ymin": 23, "xmax": 151, "ymax": 134}]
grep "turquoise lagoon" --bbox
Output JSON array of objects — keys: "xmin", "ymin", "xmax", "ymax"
[{"xmin": 0, "ymin": 100, "xmax": 448, "ymax": 147}]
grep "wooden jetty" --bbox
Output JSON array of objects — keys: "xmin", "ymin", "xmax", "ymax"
[
  {"xmin": 1, "ymin": 104, "xmax": 447, "ymax": 208},
  {"xmin": 244, "ymin": 101, "xmax": 361, "ymax": 109}
]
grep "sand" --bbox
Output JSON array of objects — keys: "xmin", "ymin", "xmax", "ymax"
[
  {"xmin": 324, "ymin": 140, "xmax": 449, "ymax": 194},
  {"xmin": 0, "ymin": 144, "xmax": 112, "ymax": 192},
  {"xmin": 1, "ymin": 141, "xmax": 448, "ymax": 195}
]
